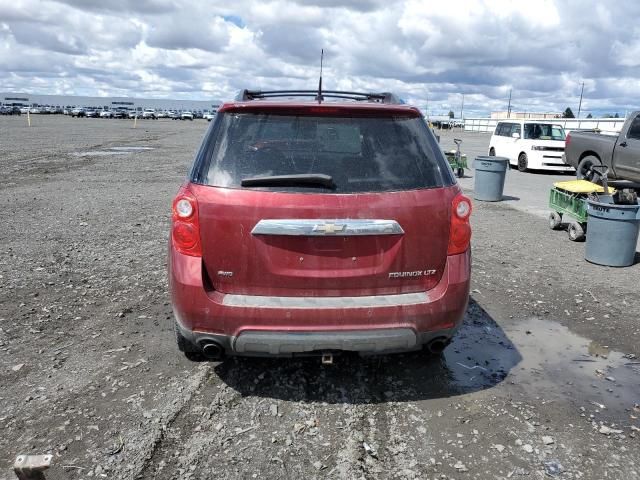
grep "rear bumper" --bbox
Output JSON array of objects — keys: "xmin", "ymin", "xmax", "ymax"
[{"xmin": 169, "ymin": 248, "xmax": 470, "ymax": 356}]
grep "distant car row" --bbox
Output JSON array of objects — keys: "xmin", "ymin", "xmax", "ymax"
[
  {"xmin": 0, "ymin": 105, "xmax": 216, "ymax": 121},
  {"xmin": 69, "ymin": 108, "xmax": 206, "ymax": 120}
]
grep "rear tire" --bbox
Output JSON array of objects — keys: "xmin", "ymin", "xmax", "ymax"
[
  {"xmin": 549, "ymin": 211, "xmax": 563, "ymax": 230},
  {"xmin": 489, "ymin": 147, "xmax": 495, "ymax": 156},
  {"xmin": 576, "ymin": 155, "xmax": 601, "ymax": 182},
  {"xmin": 568, "ymin": 222, "xmax": 586, "ymax": 242},
  {"xmin": 517, "ymin": 153, "xmax": 528, "ymax": 172}
]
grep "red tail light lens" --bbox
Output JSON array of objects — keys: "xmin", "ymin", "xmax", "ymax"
[
  {"xmin": 448, "ymin": 194, "xmax": 472, "ymax": 255},
  {"xmin": 172, "ymin": 187, "xmax": 201, "ymax": 256},
  {"xmin": 565, "ymin": 132, "xmax": 571, "ymax": 148}
]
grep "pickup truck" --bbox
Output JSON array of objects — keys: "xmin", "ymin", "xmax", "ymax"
[{"xmin": 564, "ymin": 111, "xmax": 640, "ymax": 183}]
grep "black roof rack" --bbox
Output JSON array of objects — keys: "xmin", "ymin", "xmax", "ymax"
[{"xmin": 235, "ymin": 90, "xmax": 403, "ymax": 105}]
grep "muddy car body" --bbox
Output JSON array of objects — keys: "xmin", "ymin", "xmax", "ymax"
[{"xmin": 169, "ymin": 90, "xmax": 472, "ymax": 359}]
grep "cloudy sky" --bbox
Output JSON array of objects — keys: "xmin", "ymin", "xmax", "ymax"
[{"xmin": 1, "ymin": 0, "xmax": 639, "ymax": 116}]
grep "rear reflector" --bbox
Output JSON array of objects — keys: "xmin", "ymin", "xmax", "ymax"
[{"xmin": 447, "ymin": 194, "xmax": 472, "ymax": 255}]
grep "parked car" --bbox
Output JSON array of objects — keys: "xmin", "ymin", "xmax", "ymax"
[
  {"xmin": 128, "ymin": 110, "xmax": 139, "ymax": 119},
  {"xmin": 203, "ymin": 111, "xmax": 216, "ymax": 121},
  {"xmin": 99, "ymin": 109, "xmax": 113, "ymax": 118},
  {"xmin": 168, "ymin": 89, "xmax": 472, "ymax": 360},
  {"xmin": 0, "ymin": 106, "xmax": 21, "ymax": 115},
  {"xmin": 29, "ymin": 107, "xmax": 41, "ymax": 114},
  {"xmin": 142, "ymin": 108, "xmax": 157, "ymax": 119},
  {"xmin": 168, "ymin": 111, "xmax": 180, "ymax": 120},
  {"xmin": 112, "ymin": 109, "xmax": 128, "ymax": 119},
  {"xmin": 70, "ymin": 108, "xmax": 86, "ymax": 118},
  {"xmin": 180, "ymin": 111, "xmax": 194, "ymax": 121},
  {"xmin": 564, "ymin": 111, "xmax": 640, "ymax": 183},
  {"xmin": 156, "ymin": 110, "xmax": 168, "ymax": 118},
  {"xmin": 85, "ymin": 108, "xmax": 99, "ymax": 118},
  {"xmin": 19, "ymin": 107, "xmax": 30, "ymax": 114},
  {"xmin": 488, "ymin": 120, "xmax": 571, "ymax": 172}
]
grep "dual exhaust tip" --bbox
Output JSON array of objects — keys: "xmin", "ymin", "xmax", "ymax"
[{"xmin": 426, "ymin": 337, "xmax": 449, "ymax": 355}]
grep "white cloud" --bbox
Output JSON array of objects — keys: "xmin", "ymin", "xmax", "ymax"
[{"xmin": 0, "ymin": 0, "xmax": 639, "ymax": 115}]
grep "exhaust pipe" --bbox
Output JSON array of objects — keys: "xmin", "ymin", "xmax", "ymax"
[
  {"xmin": 426, "ymin": 337, "xmax": 449, "ymax": 355},
  {"xmin": 201, "ymin": 341, "xmax": 224, "ymax": 360}
]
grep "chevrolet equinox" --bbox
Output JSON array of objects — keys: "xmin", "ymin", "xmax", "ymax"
[{"xmin": 169, "ymin": 90, "xmax": 472, "ymax": 360}]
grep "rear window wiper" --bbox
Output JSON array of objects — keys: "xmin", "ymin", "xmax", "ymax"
[{"xmin": 241, "ymin": 174, "xmax": 336, "ymax": 189}]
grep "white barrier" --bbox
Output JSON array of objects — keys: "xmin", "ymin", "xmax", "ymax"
[{"xmin": 464, "ymin": 117, "xmax": 626, "ymax": 135}]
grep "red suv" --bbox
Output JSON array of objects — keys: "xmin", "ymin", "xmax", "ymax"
[{"xmin": 169, "ymin": 90, "xmax": 471, "ymax": 360}]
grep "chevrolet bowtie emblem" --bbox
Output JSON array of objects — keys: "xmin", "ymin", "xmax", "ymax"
[{"xmin": 313, "ymin": 222, "xmax": 346, "ymax": 234}]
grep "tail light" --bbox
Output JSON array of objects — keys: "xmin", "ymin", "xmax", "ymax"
[
  {"xmin": 565, "ymin": 132, "xmax": 571, "ymax": 148},
  {"xmin": 447, "ymin": 193, "xmax": 472, "ymax": 255},
  {"xmin": 171, "ymin": 186, "xmax": 202, "ymax": 257}
]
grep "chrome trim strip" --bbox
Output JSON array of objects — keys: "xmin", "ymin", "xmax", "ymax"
[
  {"xmin": 251, "ymin": 219, "xmax": 404, "ymax": 236},
  {"xmin": 222, "ymin": 291, "xmax": 428, "ymax": 308}
]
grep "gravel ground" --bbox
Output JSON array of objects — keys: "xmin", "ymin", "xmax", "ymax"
[{"xmin": 1, "ymin": 116, "xmax": 639, "ymax": 480}]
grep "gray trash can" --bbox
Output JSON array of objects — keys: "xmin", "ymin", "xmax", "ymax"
[
  {"xmin": 585, "ymin": 199, "xmax": 640, "ymax": 267},
  {"xmin": 472, "ymin": 156, "xmax": 509, "ymax": 202}
]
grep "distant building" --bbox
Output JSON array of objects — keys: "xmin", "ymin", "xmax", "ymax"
[
  {"xmin": 491, "ymin": 111, "xmax": 562, "ymax": 120},
  {"xmin": 2, "ymin": 96, "xmax": 30, "ymax": 107}
]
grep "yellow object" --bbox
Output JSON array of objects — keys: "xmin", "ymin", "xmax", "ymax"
[{"xmin": 553, "ymin": 179, "xmax": 615, "ymax": 194}]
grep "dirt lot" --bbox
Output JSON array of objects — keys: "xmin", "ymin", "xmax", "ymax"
[{"xmin": 1, "ymin": 116, "xmax": 639, "ymax": 480}]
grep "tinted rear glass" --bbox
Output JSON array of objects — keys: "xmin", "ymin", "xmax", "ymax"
[{"xmin": 197, "ymin": 112, "xmax": 451, "ymax": 193}]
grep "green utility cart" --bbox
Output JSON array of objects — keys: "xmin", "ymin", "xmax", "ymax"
[
  {"xmin": 445, "ymin": 150, "xmax": 468, "ymax": 178},
  {"xmin": 548, "ymin": 179, "xmax": 614, "ymax": 242}
]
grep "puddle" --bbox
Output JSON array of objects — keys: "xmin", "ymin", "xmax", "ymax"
[
  {"xmin": 72, "ymin": 146, "xmax": 154, "ymax": 157},
  {"xmin": 438, "ymin": 314, "xmax": 521, "ymax": 393},
  {"xmin": 444, "ymin": 308, "xmax": 639, "ymax": 419},
  {"xmin": 501, "ymin": 317, "xmax": 640, "ymax": 422}
]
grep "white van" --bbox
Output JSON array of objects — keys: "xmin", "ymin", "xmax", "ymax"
[{"xmin": 488, "ymin": 121, "xmax": 573, "ymax": 172}]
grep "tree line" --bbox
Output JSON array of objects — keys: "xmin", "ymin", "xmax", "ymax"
[{"xmin": 563, "ymin": 107, "xmax": 619, "ymax": 119}]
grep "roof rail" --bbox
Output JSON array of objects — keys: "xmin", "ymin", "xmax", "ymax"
[{"xmin": 235, "ymin": 90, "xmax": 403, "ymax": 104}]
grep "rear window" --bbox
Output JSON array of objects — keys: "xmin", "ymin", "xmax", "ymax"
[{"xmin": 195, "ymin": 112, "xmax": 452, "ymax": 193}]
